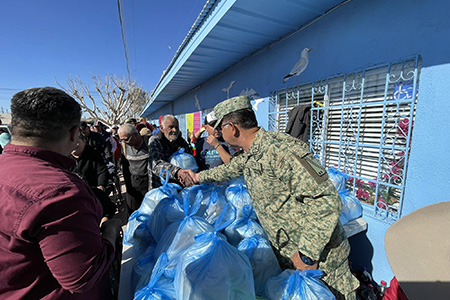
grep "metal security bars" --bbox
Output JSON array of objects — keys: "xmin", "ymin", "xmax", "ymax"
[{"xmin": 269, "ymin": 56, "xmax": 421, "ymax": 222}]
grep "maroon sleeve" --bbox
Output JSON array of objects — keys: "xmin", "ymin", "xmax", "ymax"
[{"xmin": 19, "ymin": 181, "xmax": 115, "ymax": 293}]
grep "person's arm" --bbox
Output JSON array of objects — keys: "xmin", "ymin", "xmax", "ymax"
[
  {"xmin": 206, "ymin": 135, "xmax": 232, "ymax": 164},
  {"xmin": 148, "ymin": 137, "xmax": 181, "ymax": 183},
  {"xmin": 197, "ymin": 151, "xmax": 246, "ymax": 183},
  {"xmin": 26, "ymin": 185, "xmax": 118, "ymax": 293},
  {"xmin": 193, "ymin": 125, "xmax": 206, "ymax": 142},
  {"xmin": 274, "ymin": 151, "xmax": 341, "ymax": 263}
]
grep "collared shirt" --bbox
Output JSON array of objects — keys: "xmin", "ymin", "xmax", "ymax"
[
  {"xmin": 0, "ymin": 144, "xmax": 114, "ymax": 299},
  {"xmin": 198, "ymin": 127, "xmax": 359, "ymax": 294},
  {"xmin": 148, "ymin": 131, "xmax": 193, "ymax": 189}
]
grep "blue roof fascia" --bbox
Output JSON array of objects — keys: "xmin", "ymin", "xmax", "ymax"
[{"xmin": 142, "ymin": 0, "xmax": 237, "ymax": 116}]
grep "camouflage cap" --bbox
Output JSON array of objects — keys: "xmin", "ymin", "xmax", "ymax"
[{"xmin": 213, "ymin": 95, "xmax": 252, "ymax": 129}]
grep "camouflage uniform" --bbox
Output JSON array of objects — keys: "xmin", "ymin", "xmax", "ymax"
[{"xmin": 199, "ymin": 97, "xmax": 359, "ymax": 298}]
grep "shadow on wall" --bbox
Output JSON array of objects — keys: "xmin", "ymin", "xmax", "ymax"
[{"xmin": 348, "ymin": 230, "xmax": 374, "ymax": 277}]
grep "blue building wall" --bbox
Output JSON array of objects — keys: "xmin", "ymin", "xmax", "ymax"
[{"xmin": 149, "ymin": 0, "xmax": 450, "ymax": 283}]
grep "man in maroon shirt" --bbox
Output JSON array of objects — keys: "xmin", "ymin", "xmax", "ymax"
[{"xmin": 0, "ymin": 87, "xmax": 122, "ymax": 299}]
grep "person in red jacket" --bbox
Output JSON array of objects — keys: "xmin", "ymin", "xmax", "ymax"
[{"xmin": 0, "ymin": 87, "xmax": 122, "ymax": 299}]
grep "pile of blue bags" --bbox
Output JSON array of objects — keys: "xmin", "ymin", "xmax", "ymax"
[
  {"xmin": 327, "ymin": 167, "xmax": 362, "ymax": 225},
  {"xmin": 124, "ymin": 170, "xmax": 336, "ymax": 300}
]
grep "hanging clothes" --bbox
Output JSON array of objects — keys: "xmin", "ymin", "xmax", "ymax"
[{"xmin": 285, "ymin": 104, "xmax": 311, "ymax": 143}]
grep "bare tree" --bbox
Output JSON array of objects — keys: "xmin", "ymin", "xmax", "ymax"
[{"xmin": 57, "ymin": 74, "xmax": 151, "ymax": 126}]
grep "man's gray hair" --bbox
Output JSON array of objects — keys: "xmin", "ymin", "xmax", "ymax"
[
  {"xmin": 161, "ymin": 115, "xmax": 178, "ymax": 127},
  {"xmin": 118, "ymin": 123, "xmax": 138, "ymax": 135}
]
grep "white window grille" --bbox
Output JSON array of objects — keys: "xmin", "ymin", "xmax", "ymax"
[{"xmin": 269, "ymin": 56, "xmax": 421, "ymax": 222}]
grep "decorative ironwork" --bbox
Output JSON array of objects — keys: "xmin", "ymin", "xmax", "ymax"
[{"xmin": 270, "ymin": 56, "xmax": 421, "ymax": 222}]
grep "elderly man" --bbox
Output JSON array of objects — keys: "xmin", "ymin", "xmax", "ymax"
[
  {"xmin": 118, "ymin": 123, "xmax": 150, "ymax": 214},
  {"xmin": 0, "ymin": 87, "xmax": 121, "ymax": 299},
  {"xmin": 189, "ymin": 96, "xmax": 359, "ymax": 299},
  {"xmin": 148, "ymin": 114, "xmax": 194, "ymax": 189}
]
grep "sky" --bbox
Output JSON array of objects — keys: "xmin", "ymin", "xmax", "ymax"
[{"xmin": 0, "ymin": 0, "xmax": 207, "ymax": 112}]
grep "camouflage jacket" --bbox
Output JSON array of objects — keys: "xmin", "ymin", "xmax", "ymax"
[{"xmin": 199, "ymin": 128, "xmax": 351, "ymax": 279}]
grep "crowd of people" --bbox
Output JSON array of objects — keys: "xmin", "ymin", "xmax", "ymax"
[{"xmin": 0, "ymin": 87, "xmax": 358, "ymax": 299}]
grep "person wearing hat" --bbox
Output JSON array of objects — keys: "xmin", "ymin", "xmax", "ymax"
[
  {"xmin": 93, "ymin": 120, "xmax": 114, "ymax": 163},
  {"xmin": 188, "ymin": 95, "xmax": 359, "ymax": 299},
  {"xmin": 385, "ymin": 201, "xmax": 450, "ymax": 300},
  {"xmin": 194, "ymin": 111, "xmax": 237, "ymax": 171}
]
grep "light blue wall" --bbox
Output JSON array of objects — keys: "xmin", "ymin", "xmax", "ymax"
[{"xmin": 149, "ymin": 0, "xmax": 450, "ymax": 284}]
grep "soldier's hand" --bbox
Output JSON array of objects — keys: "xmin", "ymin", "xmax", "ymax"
[
  {"xmin": 177, "ymin": 169, "xmax": 195, "ymax": 187},
  {"xmin": 291, "ymin": 251, "xmax": 318, "ymax": 271}
]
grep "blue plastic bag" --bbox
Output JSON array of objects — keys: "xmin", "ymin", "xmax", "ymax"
[
  {"xmin": 153, "ymin": 190, "xmax": 214, "ymax": 278},
  {"xmin": 327, "ymin": 167, "xmax": 349, "ymax": 192},
  {"xmin": 131, "ymin": 244, "xmax": 157, "ymax": 294},
  {"xmin": 138, "ymin": 169, "xmax": 181, "ymax": 217},
  {"xmin": 224, "ymin": 204, "xmax": 267, "ymax": 246},
  {"xmin": 238, "ymin": 234, "xmax": 282, "ymax": 297},
  {"xmin": 123, "ymin": 211, "xmax": 155, "ymax": 259},
  {"xmin": 265, "ymin": 269, "xmax": 336, "ymax": 300},
  {"xmin": 174, "ymin": 204, "xmax": 256, "ymax": 300},
  {"xmin": 147, "ymin": 194, "xmax": 185, "ymax": 243},
  {"xmin": 338, "ymin": 189, "xmax": 363, "ymax": 225},
  {"xmin": 169, "ymin": 148, "xmax": 199, "ymax": 172},
  {"xmin": 202, "ymin": 189, "xmax": 228, "ymax": 225},
  {"xmin": 225, "ymin": 184, "xmax": 253, "ymax": 220},
  {"xmin": 179, "ymin": 183, "xmax": 216, "ymax": 217},
  {"xmin": 134, "ymin": 253, "xmax": 176, "ymax": 300}
]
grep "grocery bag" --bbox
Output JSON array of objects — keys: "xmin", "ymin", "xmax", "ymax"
[
  {"xmin": 169, "ymin": 148, "xmax": 199, "ymax": 172},
  {"xmin": 131, "ymin": 244, "xmax": 156, "ymax": 294},
  {"xmin": 123, "ymin": 211, "xmax": 154, "ymax": 259},
  {"xmin": 224, "ymin": 204, "xmax": 267, "ymax": 246},
  {"xmin": 338, "ymin": 189, "xmax": 362, "ymax": 225},
  {"xmin": 225, "ymin": 184, "xmax": 253, "ymax": 220},
  {"xmin": 134, "ymin": 253, "xmax": 176, "ymax": 300},
  {"xmin": 138, "ymin": 169, "xmax": 181, "ymax": 217},
  {"xmin": 327, "ymin": 167, "xmax": 349, "ymax": 192},
  {"xmin": 238, "ymin": 234, "xmax": 282, "ymax": 297},
  {"xmin": 174, "ymin": 204, "xmax": 256, "ymax": 300},
  {"xmin": 147, "ymin": 193, "xmax": 185, "ymax": 243},
  {"xmin": 265, "ymin": 269, "xmax": 336, "ymax": 300},
  {"xmin": 153, "ymin": 190, "xmax": 214, "ymax": 278}
]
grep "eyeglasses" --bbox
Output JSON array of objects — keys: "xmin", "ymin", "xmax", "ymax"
[{"xmin": 119, "ymin": 135, "xmax": 133, "ymax": 143}]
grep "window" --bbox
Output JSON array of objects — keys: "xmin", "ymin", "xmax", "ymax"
[{"xmin": 269, "ymin": 56, "xmax": 421, "ymax": 222}]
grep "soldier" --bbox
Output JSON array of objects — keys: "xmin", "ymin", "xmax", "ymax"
[{"xmin": 189, "ymin": 96, "xmax": 359, "ymax": 299}]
